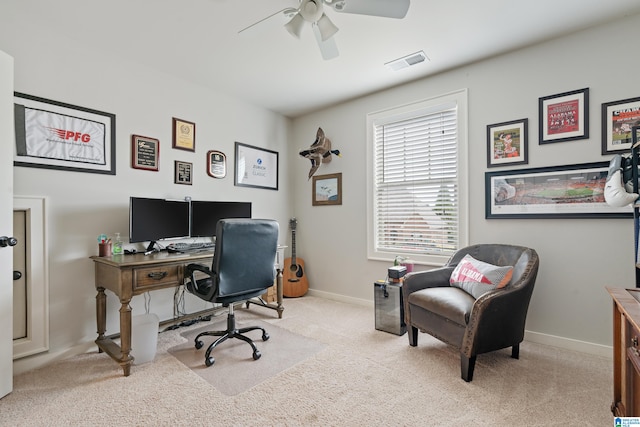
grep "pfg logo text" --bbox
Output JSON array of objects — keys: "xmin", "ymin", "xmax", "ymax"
[{"xmin": 48, "ymin": 127, "xmax": 91, "ymax": 143}]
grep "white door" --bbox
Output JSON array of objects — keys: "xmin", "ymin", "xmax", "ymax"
[{"xmin": 0, "ymin": 49, "xmax": 15, "ymax": 399}]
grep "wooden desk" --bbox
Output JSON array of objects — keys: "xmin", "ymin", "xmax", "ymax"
[
  {"xmin": 91, "ymin": 251, "xmax": 283, "ymax": 376},
  {"xmin": 607, "ymin": 286, "xmax": 640, "ymax": 417}
]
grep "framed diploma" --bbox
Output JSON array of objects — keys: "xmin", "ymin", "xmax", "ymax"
[
  {"xmin": 207, "ymin": 150, "xmax": 226, "ymax": 178},
  {"xmin": 174, "ymin": 160, "xmax": 193, "ymax": 185},
  {"xmin": 131, "ymin": 135, "xmax": 159, "ymax": 171},
  {"xmin": 172, "ymin": 117, "xmax": 195, "ymax": 152}
]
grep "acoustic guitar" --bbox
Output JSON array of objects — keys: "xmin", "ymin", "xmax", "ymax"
[{"xmin": 283, "ymin": 218, "xmax": 309, "ymax": 297}]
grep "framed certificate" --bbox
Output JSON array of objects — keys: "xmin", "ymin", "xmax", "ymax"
[
  {"xmin": 234, "ymin": 142, "xmax": 278, "ymax": 190},
  {"xmin": 131, "ymin": 135, "xmax": 159, "ymax": 171},
  {"xmin": 174, "ymin": 160, "xmax": 193, "ymax": 185},
  {"xmin": 172, "ymin": 117, "xmax": 195, "ymax": 152}
]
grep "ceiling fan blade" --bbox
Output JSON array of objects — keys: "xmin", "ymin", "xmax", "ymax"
[
  {"xmin": 239, "ymin": 7, "xmax": 296, "ymax": 34},
  {"xmin": 312, "ymin": 24, "xmax": 339, "ymax": 60},
  {"xmin": 327, "ymin": 0, "xmax": 410, "ymax": 19}
]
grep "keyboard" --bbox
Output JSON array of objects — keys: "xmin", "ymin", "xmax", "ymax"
[{"xmin": 166, "ymin": 242, "xmax": 215, "ymax": 253}]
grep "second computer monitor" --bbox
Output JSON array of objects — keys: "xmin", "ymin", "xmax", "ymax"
[{"xmin": 190, "ymin": 201, "xmax": 252, "ymax": 237}]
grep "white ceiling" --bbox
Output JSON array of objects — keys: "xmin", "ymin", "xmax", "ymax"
[{"xmin": 19, "ymin": 0, "xmax": 640, "ymax": 118}]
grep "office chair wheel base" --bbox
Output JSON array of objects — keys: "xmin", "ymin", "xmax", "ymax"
[
  {"xmin": 205, "ymin": 356, "xmax": 215, "ymax": 367},
  {"xmin": 253, "ymin": 350, "xmax": 261, "ymax": 360},
  {"xmin": 195, "ymin": 340, "xmax": 204, "ymax": 350},
  {"xmin": 262, "ymin": 332, "xmax": 270, "ymax": 341}
]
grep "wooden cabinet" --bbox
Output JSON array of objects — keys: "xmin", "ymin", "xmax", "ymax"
[{"xmin": 607, "ymin": 286, "xmax": 640, "ymax": 416}]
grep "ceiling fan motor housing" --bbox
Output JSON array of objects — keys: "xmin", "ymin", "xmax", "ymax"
[{"xmin": 300, "ymin": 0, "xmax": 324, "ymax": 22}]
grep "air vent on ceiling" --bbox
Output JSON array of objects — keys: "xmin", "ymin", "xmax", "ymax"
[{"xmin": 385, "ymin": 51, "xmax": 428, "ymax": 71}]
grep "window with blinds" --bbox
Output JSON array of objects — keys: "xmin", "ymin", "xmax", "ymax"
[{"xmin": 367, "ymin": 90, "xmax": 468, "ymax": 265}]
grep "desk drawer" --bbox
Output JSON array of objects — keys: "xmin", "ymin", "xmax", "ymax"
[{"xmin": 133, "ymin": 265, "xmax": 181, "ymax": 291}]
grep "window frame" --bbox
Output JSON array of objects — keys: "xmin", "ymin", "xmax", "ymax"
[{"xmin": 366, "ymin": 89, "xmax": 469, "ymax": 266}]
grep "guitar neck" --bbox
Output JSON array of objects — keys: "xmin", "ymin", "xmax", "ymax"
[{"xmin": 290, "ymin": 229, "xmax": 297, "ymax": 264}]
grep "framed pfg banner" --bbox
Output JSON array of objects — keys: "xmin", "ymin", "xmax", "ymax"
[{"xmin": 13, "ymin": 92, "xmax": 116, "ymax": 175}]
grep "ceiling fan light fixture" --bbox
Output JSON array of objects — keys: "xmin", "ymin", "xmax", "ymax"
[
  {"xmin": 316, "ymin": 13, "xmax": 339, "ymax": 41},
  {"xmin": 285, "ymin": 13, "xmax": 306, "ymax": 38}
]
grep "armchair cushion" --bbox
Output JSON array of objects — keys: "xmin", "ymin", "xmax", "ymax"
[{"xmin": 449, "ymin": 254, "xmax": 513, "ymax": 299}]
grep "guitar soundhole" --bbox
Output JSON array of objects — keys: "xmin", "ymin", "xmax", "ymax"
[{"xmin": 288, "ymin": 264, "xmax": 302, "ymax": 282}]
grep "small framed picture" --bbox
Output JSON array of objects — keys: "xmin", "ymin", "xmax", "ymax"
[
  {"xmin": 538, "ymin": 88, "xmax": 589, "ymax": 144},
  {"xmin": 207, "ymin": 150, "xmax": 226, "ymax": 178},
  {"xmin": 131, "ymin": 135, "xmax": 159, "ymax": 171},
  {"xmin": 486, "ymin": 118, "xmax": 528, "ymax": 168},
  {"xmin": 174, "ymin": 160, "xmax": 192, "ymax": 185},
  {"xmin": 312, "ymin": 173, "xmax": 342, "ymax": 206},
  {"xmin": 601, "ymin": 96, "xmax": 640, "ymax": 154},
  {"xmin": 172, "ymin": 117, "xmax": 195, "ymax": 152}
]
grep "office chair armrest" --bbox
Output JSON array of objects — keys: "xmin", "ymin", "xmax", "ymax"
[
  {"xmin": 185, "ymin": 263, "xmax": 212, "ymax": 293},
  {"xmin": 186, "ymin": 263, "xmax": 211, "ymax": 276}
]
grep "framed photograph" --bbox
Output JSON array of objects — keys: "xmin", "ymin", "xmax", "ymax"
[
  {"xmin": 486, "ymin": 118, "xmax": 528, "ymax": 167},
  {"xmin": 485, "ymin": 162, "xmax": 632, "ymax": 219},
  {"xmin": 601, "ymin": 96, "xmax": 640, "ymax": 154},
  {"xmin": 234, "ymin": 142, "xmax": 279, "ymax": 190},
  {"xmin": 131, "ymin": 135, "xmax": 159, "ymax": 171},
  {"xmin": 13, "ymin": 92, "xmax": 116, "ymax": 175},
  {"xmin": 174, "ymin": 160, "xmax": 192, "ymax": 185},
  {"xmin": 312, "ymin": 173, "xmax": 342, "ymax": 206},
  {"xmin": 206, "ymin": 150, "xmax": 226, "ymax": 178},
  {"xmin": 538, "ymin": 88, "xmax": 589, "ymax": 144},
  {"xmin": 172, "ymin": 117, "xmax": 195, "ymax": 152}
]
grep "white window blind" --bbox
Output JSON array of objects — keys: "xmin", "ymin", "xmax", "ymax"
[{"xmin": 372, "ymin": 103, "xmax": 460, "ymax": 261}]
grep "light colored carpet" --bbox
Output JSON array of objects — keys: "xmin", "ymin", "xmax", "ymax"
[
  {"xmin": 0, "ymin": 296, "xmax": 613, "ymax": 426},
  {"xmin": 168, "ymin": 319, "xmax": 326, "ymax": 396}
]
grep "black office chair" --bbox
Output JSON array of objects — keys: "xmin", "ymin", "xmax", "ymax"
[{"xmin": 184, "ymin": 218, "xmax": 279, "ymax": 367}]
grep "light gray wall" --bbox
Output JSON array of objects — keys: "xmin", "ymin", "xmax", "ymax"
[
  {"xmin": 0, "ymin": 11, "xmax": 292, "ymax": 369},
  {"xmin": 3, "ymin": 5, "xmax": 638, "ymax": 370},
  {"xmin": 291, "ymin": 13, "xmax": 640, "ymax": 353}
]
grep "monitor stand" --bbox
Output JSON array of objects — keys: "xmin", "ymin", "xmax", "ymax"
[{"xmin": 145, "ymin": 241, "xmax": 158, "ymax": 253}]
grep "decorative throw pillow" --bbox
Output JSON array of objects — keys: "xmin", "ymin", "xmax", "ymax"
[{"xmin": 449, "ymin": 254, "xmax": 513, "ymax": 299}]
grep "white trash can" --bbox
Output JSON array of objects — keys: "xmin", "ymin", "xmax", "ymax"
[{"xmin": 131, "ymin": 313, "xmax": 160, "ymax": 364}]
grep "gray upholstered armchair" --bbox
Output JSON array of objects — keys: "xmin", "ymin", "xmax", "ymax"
[{"xmin": 402, "ymin": 244, "xmax": 539, "ymax": 382}]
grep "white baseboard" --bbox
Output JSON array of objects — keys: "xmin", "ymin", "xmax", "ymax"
[
  {"xmin": 524, "ymin": 330, "xmax": 612, "ymax": 359},
  {"xmin": 307, "ymin": 288, "xmax": 373, "ymax": 308},
  {"xmin": 309, "ymin": 288, "xmax": 613, "ymax": 359},
  {"xmin": 13, "ymin": 291, "xmax": 612, "ymax": 375},
  {"xmin": 13, "ymin": 341, "xmax": 97, "ymax": 376}
]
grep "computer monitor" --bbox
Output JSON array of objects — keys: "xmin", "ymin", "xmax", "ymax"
[
  {"xmin": 190, "ymin": 201, "xmax": 252, "ymax": 237},
  {"xmin": 129, "ymin": 197, "xmax": 191, "ymax": 251}
]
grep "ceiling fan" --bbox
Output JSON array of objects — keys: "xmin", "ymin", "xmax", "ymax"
[{"xmin": 241, "ymin": 0, "xmax": 410, "ymax": 60}]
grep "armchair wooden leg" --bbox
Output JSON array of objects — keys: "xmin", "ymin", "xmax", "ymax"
[
  {"xmin": 408, "ymin": 326, "xmax": 418, "ymax": 346},
  {"xmin": 461, "ymin": 354, "xmax": 476, "ymax": 382},
  {"xmin": 511, "ymin": 344, "xmax": 520, "ymax": 359}
]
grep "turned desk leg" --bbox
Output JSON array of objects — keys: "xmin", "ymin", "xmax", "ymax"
[
  {"xmin": 119, "ymin": 300, "xmax": 133, "ymax": 376},
  {"xmin": 276, "ymin": 268, "xmax": 284, "ymax": 319},
  {"xmin": 96, "ymin": 287, "xmax": 106, "ymax": 353}
]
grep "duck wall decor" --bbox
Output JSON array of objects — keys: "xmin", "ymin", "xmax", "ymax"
[{"xmin": 299, "ymin": 127, "xmax": 341, "ymax": 179}]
